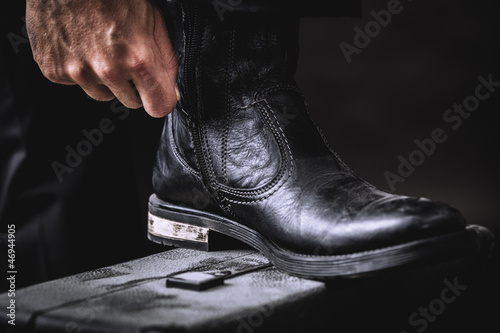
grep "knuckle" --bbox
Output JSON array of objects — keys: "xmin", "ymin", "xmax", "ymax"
[
  {"xmin": 40, "ymin": 66, "xmax": 66, "ymax": 84},
  {"xmin": 152, "ymin": 98, "xmax": 176, "ymax": 118},
  {"xmin": 128, "ymin": 52, "xmax": 154, "ymax": 75},
  {"xmin": 41, "ymin": 69, "xmax": 59, "ymax": 82},
  {"xmin": 66, "ymin": 64, "xmax": 87, "ymax": 82},
  {"xmin": 93, "ymin": 64, "xmax": 119, "ymax": 83},
  {"xmin": 164, "ymin": 96, "xmax": 178, "ymax": 114}
]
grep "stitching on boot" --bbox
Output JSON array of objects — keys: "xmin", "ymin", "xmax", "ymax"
[
  {"xmin": 219, "ymin": 100, "xmax": 287, "ymax": 196},
  {"xmin": 221, "ymin": 27, "xmax": 236, "ymax": 184},
  {"xmin": 168, "ymin": 113, "xmax": 202, "ymax": 179},
  {"xmin": 218, "ymin": 99, "xmax": 294, "ymax": 203},
  {"xmin": 196, "ymin": 12, "xmax": 232, "ymax": 214}
]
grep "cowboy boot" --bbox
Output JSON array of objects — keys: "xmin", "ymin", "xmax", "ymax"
[{"xmin": 147, "ymin": 1, "xmax": 493, "ymax": 279}]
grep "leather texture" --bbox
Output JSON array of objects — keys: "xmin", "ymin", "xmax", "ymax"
[{"xmin": 153, "ymin": 1, "xmax": 466, "ymax": 256}]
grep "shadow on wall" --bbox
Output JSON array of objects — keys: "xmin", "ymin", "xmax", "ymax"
[{"xmin": 295, "ymin": 0, "xmax": 500, "ymax": 233}]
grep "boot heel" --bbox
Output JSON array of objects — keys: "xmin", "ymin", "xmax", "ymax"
[
  {"xmin": 147, "ymin": 212, "xmax": 212, "ymax": 251},
  {"xmin": 148, "ymin": 194, "xmax": 252, "ymax": 251}
]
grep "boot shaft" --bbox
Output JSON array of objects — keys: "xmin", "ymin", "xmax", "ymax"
[
  {"xmin": 154, "ymin": 0, "xmax": 349, "ymax": 214},
  {"xmin": 165, "ymin": 0, "xmax": 301, "ymax": 114}
]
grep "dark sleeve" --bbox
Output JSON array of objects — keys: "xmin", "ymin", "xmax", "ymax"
[{"xmin": 180, "ymin": 0, "xmax": 362, "ymax": 17}]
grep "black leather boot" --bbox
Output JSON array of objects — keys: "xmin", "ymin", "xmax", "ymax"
[{"xmin": 148, "ymin": 1, "xmax": 493, "ymax": 279}]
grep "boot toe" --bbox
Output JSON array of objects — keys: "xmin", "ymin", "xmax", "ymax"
[
  {"xmin": 356, "ymin": 196, "xmax": 466, "ymax": 249},
  {"xmin": 313, "ymin": 196, "xmax": 467, "ymax": 255}
]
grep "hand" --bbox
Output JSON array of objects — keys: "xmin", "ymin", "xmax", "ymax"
[{"xmin": 26, "ymin": 0, "xmax": 179, "ymax": 118}]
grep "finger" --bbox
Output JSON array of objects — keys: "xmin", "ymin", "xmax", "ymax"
[
  {"xmin": 65, "ymin": 62, "xmax": 115, "ymax": 102},
  {"xmin": 38, "ymin": 63, "xmax": 76, "ymax": 86},
  {"xmin": 128, "ymin": 49, "xmax": 178, "ymax": 118},
  {"xmin": 80, "ymin": 84, "xmax": 116, "ymax": 102},
  {"xmin": 105, "ymin": 80, "xmax": 143, "ymax": 109},
  {"xmin": 34, "ymin": 48, "xmax": 77, "ymax": 85},
  {"xmin": 91, "ymin": 62, "xmax": 143, "ymax": 109},
  {"xmin": 153, "ymin": 8, "xmax": 179, "ymax": 99}
]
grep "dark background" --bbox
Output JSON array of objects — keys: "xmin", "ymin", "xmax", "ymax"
[
  {"xmin": 295, "ymin": 0, "xmax": 499, "ymax": 331},
  {"xmin": 297, "ymin": 0, "xmax": 499, "ymax": 234},
  {"xmin": 1, "ymin": 0, "xmax": 499, "ymax": 332}
]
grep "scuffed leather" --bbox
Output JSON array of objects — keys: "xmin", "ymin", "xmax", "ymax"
[{"xmin": 153, "ymin": 2, "xmax": 466, "ymax": 255}]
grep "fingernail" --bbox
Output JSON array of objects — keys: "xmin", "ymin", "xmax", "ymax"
[{"xmin": 175, "ymin": 86, "xmax": 181, "ymax": 101}]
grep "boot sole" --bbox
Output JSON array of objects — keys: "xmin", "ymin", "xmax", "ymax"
[{"xmin": 147, "ymin": 194, "xmax": 494, "ymax": 279}]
